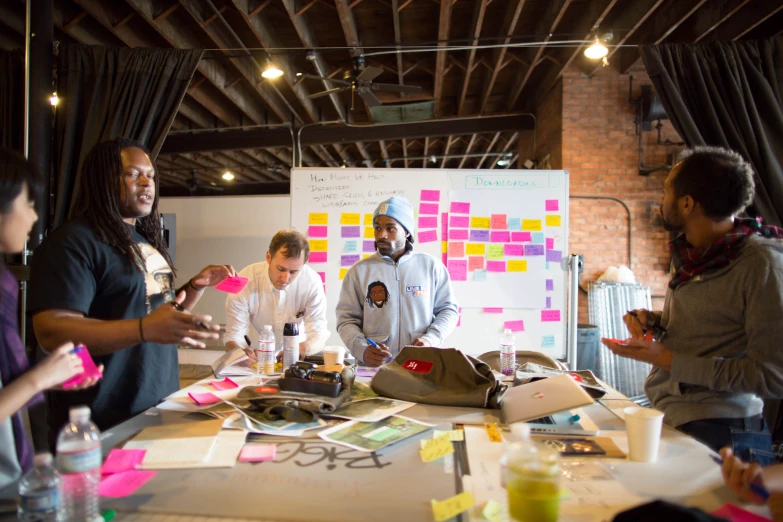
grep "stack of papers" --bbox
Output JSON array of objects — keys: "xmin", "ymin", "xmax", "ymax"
[{"xmin": 211, "ymin": 346, "xmax": 257, "ymax": 377}]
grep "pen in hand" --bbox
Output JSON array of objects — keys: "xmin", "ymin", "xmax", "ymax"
[
  {"xmin": 366, "ymin": 338, "xmax": 379, "ymax": 348},
  {"xmin": 711, "ymin": 455, "xmax": 771, "ymax": 500},
  {"xmin": 244, "ymin": 335, "xmax": 252, "ymax": 348}
]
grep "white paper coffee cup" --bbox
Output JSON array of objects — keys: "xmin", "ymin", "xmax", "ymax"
[
  {"xmin": 623, "ymin": 406, "xmax": 664, "ymax": 462},
  {"xmin": 324, "ymin": 346, "xmax": 345, "ymax": 366}
]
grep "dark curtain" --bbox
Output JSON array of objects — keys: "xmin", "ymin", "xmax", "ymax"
[
  {"xmin": 53, "ymin": 44, "xmax": 202, "ymax": 228},
  {"xmin": 639, "ymin": 36, "xmax": 783, "ymax": 226},
  {"xmin": 0, "ymin": 50, "xmax": 24, "ymax": 152}
]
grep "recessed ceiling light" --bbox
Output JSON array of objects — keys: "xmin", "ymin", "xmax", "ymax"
[{"xmin": 222, "ymin": 171, "xmax": 234, "ymax": 181}]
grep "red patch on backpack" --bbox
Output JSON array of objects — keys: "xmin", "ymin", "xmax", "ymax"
[
  {"xmin": 255, "ymin": 386, "xmax": 277, "ymax": 393},
  {"xmin": 402, "ymin": 359, "xmax": 434, "ymax": 374}
]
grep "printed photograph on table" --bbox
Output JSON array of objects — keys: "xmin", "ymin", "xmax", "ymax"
[{"xmin": 318, "ymin": 415, "xmax": 433, "ymax": 452}]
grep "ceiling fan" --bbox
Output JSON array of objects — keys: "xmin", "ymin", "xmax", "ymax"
[
  {"xmin": 184, "ymin": 169, "xmax": 225, "ymax": 195},
  {"xmin": 302, "ymin": 55, "xmax": 422, "ymax": 109}
]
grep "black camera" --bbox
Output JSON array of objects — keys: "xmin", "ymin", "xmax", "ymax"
[{"xmin": 284, "ymin": 361, "xmax": 342, "ymax": 385}]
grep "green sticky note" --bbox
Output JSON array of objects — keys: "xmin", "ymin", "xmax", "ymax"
[{"xmin": 487, "ymin": 244, "xmax": 504, "ymax": 260}]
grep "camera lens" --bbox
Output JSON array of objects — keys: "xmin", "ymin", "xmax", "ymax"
[{"xmin": 308, "ymin": 370, "xmax": 342, "ymax": 384}]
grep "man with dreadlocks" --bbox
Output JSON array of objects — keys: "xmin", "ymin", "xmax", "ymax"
[{"xmin": 29, "ymin": 138, "xmax": 235, "ymax": 439}]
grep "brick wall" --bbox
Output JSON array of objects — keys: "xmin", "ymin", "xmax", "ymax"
[{"xmin": 535, "ymin": 80, "xmax": 563, "ymax": 169}]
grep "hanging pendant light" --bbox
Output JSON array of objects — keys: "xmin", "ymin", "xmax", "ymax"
[{"xmin": 261, "ymin": 56, "xmax": 284, "ymax": 79}]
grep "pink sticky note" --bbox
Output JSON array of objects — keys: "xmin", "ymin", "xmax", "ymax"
[
  {"xmin": 450, "ymin": 201, "xmax": 470, "ymax": 214},
  {"xmin": 487, "ymin": 261, "xmax": 506, "ymax": 272},
  {"xmin": 239, "ymin": 444, "xmax": 277, "ymax": 463},
  {"xmin": 419, "ymin": 216, "xmax": 438, "ymax": 229},
  {"xmin": 483, "ymin": 308, "xmax": 503, "ymax": 313},
  {"xmin": 448, "ymin": 242, "xmax": 465, "ymax": 257},
  {"xmin": 215, "ymin": 276, "xmax": 249, "ymax": 294},
  {"xmin": 450, "ymin": 229, "xmax": 468, "ymax": 240},
  {"xmin": 545, "ymin": 200, "xmax": 559, "ymax": 211},
  {"xmin": 101, "ymin": 449, "xmax": 146, "ymax": 475},
  {"xmin": 448, "ymin": 260, "xmax": 468, "ymax": 282},
  {"xmin": 457, "ymin": 307, "xmax": 462, "ymax": 327},
  {"xmin": 188, "ymin": 392, "xmax": 222, "ymax": 406},
  {"xmin": 309, "ymin": 252, "xmax": 327, "ymax": 263},
  {"xmin": 511, "ymin": 231, "xmax": 532, "ymax": 242},
  {"xmin": 541, "ymin": 310, "xmax": 561, "ymax": 322},
  {"xmin": 711, "ymin": 504, "xmax": 772, "ymax": 522},
  {"xmin": 468, "ymin": 256, "xmax": 484, "ymax": 271},
  {"xmin": 491, "ymin": 214, "xmax": 508, "ymax": 229},
  {"xmin": 420, "ymin": 203, "xmax": 439, "ymax": 215},
  {"xmin": 504, "ymin": 320, "xmax": 525, "ymax": 332},
  {"xmin": 62, "ymin": 345, "xmax": 103, "ymax": 389},
  {"xmin": 490, "ymin": 231, "xmax": 511, "ymax": 243},
  {"xmin": 504, "ymin": 244, "xmax": 524, "ymax": 256},
  {"xmin": 442, "ymin": 253, "xmax": 448, "ymax": 266},
  {"xmin": 99, "ymin": 470, "xmax": 157, "ymax": 498},
  {"xmin": 308, "ymin": 225, "xmax": 328, "ymax": 238},
  {"xmin": 450, "ymin": 215, "xmax": 469, "ymax": 228},
  {"xmin": 441, "ymin": 212, "xmax": 448, "ymax": 233},
  {"xmin": 418, "ymin": 230, "xmax": 438, "ymax": 243},
  {"xmin": 420, "ymin": 189, "xmax": 441, "ymax": 202},
  {"xmin": 210, "ymin": 377, "xmax": 239, "ymax": 390},
  {"xmin": 546, "ymin": 237, "xmax": 555, "ymax": 249},
  {"xmin": 317, "ymin": 271, "xmax": 326, "ymax": 283}
]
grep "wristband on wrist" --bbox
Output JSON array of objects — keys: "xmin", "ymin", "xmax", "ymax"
[{"xmin": 139, "ymin": 317, "xmax": 147, "ymax": 343}]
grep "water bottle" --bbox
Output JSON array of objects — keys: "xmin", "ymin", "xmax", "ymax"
[
  {"xmin": 258, "ymin": 325, "xmax": 276, "ymax": 375},
  {"xmin": 56, "ymin": 406, "xmax": 101, "ymax": 522},
  {"xmin": 505, "ymin": 425, "xmax": 561, "ymax": 522},
  {"xmin": 18, "ymin": 453, "xmax": 60, "ymax": 522},
  {"xmin": 500, "ymin": 424, "xmax": 536, "ymax": 488},
  {"xmin": 500, "ymin": 328, "xmax": 516, "ymax": 375},
  {"xmin": 283, "ymin": 322, "xmax": 300, "ymax": 369}
]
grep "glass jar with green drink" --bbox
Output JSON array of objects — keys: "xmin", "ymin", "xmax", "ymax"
[{"xmin": 506, "ymin": 444, "xmax": 560, "ymax": 522}]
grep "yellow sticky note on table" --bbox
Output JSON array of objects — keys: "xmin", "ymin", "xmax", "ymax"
[
  {"xmin": 482, "ymin": 499, "xmax": 503, "ymax": 522},
  {"xmin": 341, "ymin": 213, "xmax": 361, "ymax": 225},
  {"xmin": 431, "ymin": 492, "xmax": 475, "ymax": 522},
  {"xmin": 364, "ymin": 213, "xmax": 374, "ymax": 225},
  {"xmin": 471, "ymin": 216, "xmax": 491, "ymax": 229},
  {"xmin": 364, "ymin": 227, "xmax": 375, "ymax": 239},
  {"xmin": 309, "ymin": 240, "xmax": 328, "ymax": 252},
  {"xmin": 433, "ymin": 429, "xmax": 464, "ymax": 442},
  {"xmin": 420, "ymin": 433, "xmax": 454, "ymax": 462},
  {"xmin": 339, "ymin": 268, "xmax": 348, "ymax": 280},
  {"xmin": 309, "ymin": 213, "xmax": 328, "ymax": 225},
  {"xmin": 546, "ymin": 215, "xmax": 562, "ymax": 227},
  {"xmin": 487, "ymin": 244, "xmax": 504, "ymax": 260},
  {"xmin": 485, "ymin": 423, "xmax": 503, "ymax": 442},
  {"xmin": 508, "ymin": 260, "xmax": 528, "ymax": 272},
  {"xmin": 522, "ymin": 219, "xmax": 542, "ymax": 231},
  {"xmin": 466, "ymin": 243, "xmax": 485, "ymax": 256}
]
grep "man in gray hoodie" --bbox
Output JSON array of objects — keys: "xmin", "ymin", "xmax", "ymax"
[
  {"xmin": 602, "ymin": 147, "xmax": 783, "ymax": 464},
  {"xmin": 337, "ymin": 196, "xmax": 459, "ymax": 366}
]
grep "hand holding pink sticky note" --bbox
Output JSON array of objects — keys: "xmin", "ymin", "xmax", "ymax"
[
  {"xmin": 214, "ymin": 276, "xmax": 249, "ymax": 294},
  {"xmin": 62, "ymin": 345, "xmax": 103, "ymax": 390}
]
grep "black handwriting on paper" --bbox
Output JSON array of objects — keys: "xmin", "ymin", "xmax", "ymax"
[{"xmin": 273, "ymin": 442, "xmax": 393, "ymax": 471}]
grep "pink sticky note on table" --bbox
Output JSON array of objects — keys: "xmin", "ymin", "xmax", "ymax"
[
  {"xmin": 101, "ymin": 449, "xmax": 146, "ymax": 475},
  {"xmin": 450, "ymin": 215, "xmax": 469, "ymax": 228},
  {"xmin": 711, "ymin": 504, "xmax": 772, "ymax": 522},
  {"xmin": 546, "ymin": 237, "xmax": 555, "ymax": 249},
  {"xmin": 62, "ymin": 345, "xmax": 103, "ymax": 389},
  {"xmin": 545, "ymin": 200, "xmax": 559, "ymax": 211},
  {"xmin": 541, "ymin": 310, "xmax": 561, "ymax": 322},
  {"xmin": 511, "ymin": 231, "xmax": 532, "ymax": 242},
  {"xmin": 239, "ymin": 444, "xmax": 277, "ymax": 463},
  {"xmin": 447, "ymin": 260, "xmax": 468, "ymax": 282},
  {"xmin": 450, "ymin": 201, "xmax": 470, "ymax": 214},
  {"xmin": 188, "ymin": 392, "xmax": 222, "ymax": 406},
  {"xmin": 309, "ymin": 252, "xmax": 327, "ymax": 263},
  {"xmin": 491, "ymin": 214, "xmax": 508, "ymax": 229},
  {"xmin": 490, "ymin": 231, "xmax": 511, "ymax": 243},
  {"xmin": 504, "ymin": 244, "xmax": 524, "ymax": 256},
  {"xmin": 504, "ymin": 320, "xmax": 525, "ymax": 332},
  {"xmin": 420, "ymin": 189, "xmax": 441, "ymax": 202},
  {"xmin": 210, "ymin": 377, "xmax": 239, "ymax": 390},
  {"xmin": 450, "ymin": 229, "xmax": 468, "ymax": 240},
  {"xmin": 483, "ymin": 307, "xmax": 503, "ymax": 314},
  {"xmin": 420, "ymin": 203, "xmax": 439, "ymax": 215},
  {"xmin": 419, "ymin": 216, "xmax": 438, "ymax": 229},
  {"xmin": 418, "ymin": 230, "xmax": 438, "ymax": 243},
  {"xmin": 308, "ymin": 225, "xmax": 328, "ymax": 238},
  {"xmin": 99, "ymin": 470, "xmax": 157, "ymax": 498},
  {"xmin": 215, "ymin": 276, "xmax": 249, "ymax": 294},
  {"xmin": 487, "ymin": 261, "xmax": 506, "ymax": 272}
]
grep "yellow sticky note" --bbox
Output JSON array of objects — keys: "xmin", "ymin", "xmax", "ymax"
[
  {"xmin": 470, "ymin": 216, "xmax": 491, "ymax": 229},
  {"xmin": 522, "ymin": 219, "xmax": 542, "ymax": 231},
  {"xmin": 420, "ymin": 433, "xmax": 454, "ymax": 462},
  {"xmin": 487, "ymin": 244, "xmax": 504, "ymax": 260},
  {"xmin": 364, "ymin": 213, "xmax": 374, "ymax": 225},
  {"xmin": 309, "ymin": 213, "xmax": 328, "ymax": 225},
  {"xmin": 341, "ymin": 213, "xmax": 361, "ymax": 225},
  {"xmin": 484, "ymin": 423, "xmax": 503, "ymax": 442},
  {"xmin": 508, "ymin": 260, "xmax": 528, "ymax": 272},
  {"xmin": 442, "ymin": 241, "xmax": 448, "ymax": 253},
  {"xmin": 339, "ymin": 268, "xmax": 348, "ymax": 280},
  {"xmin": 364, "ymin": 227, "xmax": 375, "ymax": 239},
  {"xmin": 362, "ymin": 253, "xmax": 372, "ymax": 260},
  {"xmin": 309, "ymin": 240, "xmax": 328, "ymax": 252},
  {"xmin": 546, "ymin": 214, "xmax": 562, "ymax": 227},
  {"xmin": 433, "ymin": 429, "xmax": 464, "ymax": 442},
  {"xmin": 431, "ymin": 492, "xmax": 475, "ymax": 522},
  {"xmin": 465, "ymin": 243, "xmax": 485, "ymax": 256},
  {"xmin": 482, "ymin": 499, "xmax": 503, "ymax": 522}
]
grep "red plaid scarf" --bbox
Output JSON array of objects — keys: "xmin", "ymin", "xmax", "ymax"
[{"xmin": 669, "ymin": 217, "xmax": 783, "ymax": 289}]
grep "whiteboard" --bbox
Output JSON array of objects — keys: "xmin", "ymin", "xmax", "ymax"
[{"xmin": 291, "ymin": 168, "xmax": 569, "ymax": 359}]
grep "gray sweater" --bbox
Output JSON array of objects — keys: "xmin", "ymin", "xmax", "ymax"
[{"xmin": 645, "ymin": 235, "xmax": 783, "ymax": 427}]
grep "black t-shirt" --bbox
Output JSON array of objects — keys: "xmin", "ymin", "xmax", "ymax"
[{"xmin": 28, "ymin": 217, "xmax": 177, "ymax": 434}]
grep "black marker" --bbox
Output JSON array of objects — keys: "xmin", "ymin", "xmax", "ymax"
[
  {"xmin": 170, "ymin": 301, "xmax": 208, "ymax": 330},
  {"xmin": 244, "ymin": 335, "xmax": 252, "ymax": 348}
]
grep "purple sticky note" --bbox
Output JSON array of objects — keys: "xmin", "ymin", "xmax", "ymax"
[
  {"xmin": 470, "ymin": 229, "xmax": 490, "ymax": 242},
  {"xmin": 363, "ymin": 240, "xmax": 375, "ymax": 253},
  {"xmin": 450, "ymin": 229, "xmax": 469, "ymax": 240},
  {"xmin": 420, "ymin": 203, "xmax": 439, "ymax": 215},
  {"xmin": 309, "ymin": 252, "xmax": 328, "ymax": 263},
  {"xmin": 525, "ymin": 244, "xmax": 545, "ymax": 256},
  {"xmin": 448, "ymin": 260, "xmax": 468, "ymax": 282},
  {"xmin": 419, "ymin": 217, "xmax": 438, "ymax": 229},
  {"xmin": 505, "ymin": 244, "xmax": 524, "ymax": 256},
  {"xmin": 490, "ymin": 231, "xmax": 511, "ymax": 243},
  {"xmin": 419, "ymin": 230, "xmax": 438, "ymax": 243},
  {"xmin": 215, "ymin": 276, "xmax": 249, "ymax": 294},
  {"xmin": 546, "ymin": 237, "xmax": 555, "ymax": 249},
  {"xmin": 341, "ymin": 226, "xmax": 361, "ymax": 238},
  {"xmin": 483, "ymin": 308, "xmax": 503, "ymax": 313},
  {"xmin": 546, "ymin": 279, "xmax": 554, "ymax": 291},
  {"xmin": 188, "ymin": 392, "xmax": 221, "ymax": 406},
  {"xmin": 450, "ymin": 215, "xmax": 470, "ymax": 228},
  {"xmin": 420, "ymin": 189, "xmax": 441, "ymax": 202},
  {"xmin": 546, "ymin": 250, "xmax": 563, "ymax": 262},
  {"xmin": 308, "ymin": 225, "xmax": 328, "ymax": 238},
  {"xmin": 541, "ymin": 310, "xmax": 561, "ymax": 322},
  {"xmin": 546, "ymin": 297, "xmax": 552, "ymax": 309},
  {"xmin": 62, "ymin": 346, "xmax": 103, "ymax": 390},
  {"xmin": 317, "ymin": 271, "xmax": 326, "ymax": 283},
  {"xmin": 511, "ymin": 231, "xmax": 532, "ymax": 242},
  {"xmin": 450, "ymin": 201, "xmax": 471, "ymax": 214},
  {"xmin": 487, "ymin": 261, "xmax": 506, "ymax": 272},
  {"xmin": 341, "ymin": 254, "xmax": 360, "ymax": 267},
  {"xmin": 101, "ymin": 449, "xmax": 146, "ymax": 475},
  {"xmin": 545, "ymin": 200, "xmax": 559, "ymax": 211},
  {"xmin": 99, "ymin": 470, "xmax": 157, "ymax": 498},
  {"xmin": 504, "ymin": 320, "xmax": 525, "ymax": 332}
]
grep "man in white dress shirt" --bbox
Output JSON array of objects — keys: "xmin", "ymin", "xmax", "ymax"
[{"xmin": 224, "ymin": 230, "xmax": 329, "ymax": 360}]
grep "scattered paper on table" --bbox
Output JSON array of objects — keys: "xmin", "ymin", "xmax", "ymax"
[
  {"xmin": 420, "ymin": 433, "xmax": 454, "ymax": 462},
  {"xmin": 431, "ymin": 491, "xmax": 475, "ymax": 522}
]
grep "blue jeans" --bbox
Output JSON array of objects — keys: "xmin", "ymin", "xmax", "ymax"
[{"xmin": 677, "ymin": 416, "xmax": 776, "ymax": 466}]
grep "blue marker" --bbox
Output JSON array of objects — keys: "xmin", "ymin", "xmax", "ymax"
[
  {"xmin": 366, "ymin": 338, "xmax": 379, "ymax": 348},
  {"xmin": 711, "ymin": 455, "xmax": 770, "ymax": 500}
]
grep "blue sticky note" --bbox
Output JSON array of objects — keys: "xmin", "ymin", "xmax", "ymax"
[
  {"xmin": 507, "ymin": 218, "xmax": 521, "ymax": 231},
  {"xmin": 546, "ymin": 261, "xmax": 550, "ymax": 269},
  {"xmin": 473, "ymin": 269, "xmax": 488, "ymax": 282},
  {"xmin": 542, "ymin": 336, "xmax": 555, "ymax": 348},
  {"xmin": 531, "ymin": 232, "xmax": 545, "ymax": 243},
  {"xmin": 344, "ymin": 240, "xmax": 358, "ymax": 253}
]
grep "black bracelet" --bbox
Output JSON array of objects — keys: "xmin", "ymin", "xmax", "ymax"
[
  {"xmin": 188, "ymin": 279, "xmax": 204, "ymax": 292},
  {"xmin": 139, "ymin": 317, "xmax": 147, "ymax": 343}
]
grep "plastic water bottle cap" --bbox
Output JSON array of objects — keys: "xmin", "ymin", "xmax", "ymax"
[
  {"xmin": 69, "ymin": 405, "xmax": 91, "ymax": 422},
  {"xmin": 33, "ymin": 452, "xmax": 53, "ymax": 466},
  {"xmin": 263, "ymin": 325, "xmax": 272, "ymax": 331}
]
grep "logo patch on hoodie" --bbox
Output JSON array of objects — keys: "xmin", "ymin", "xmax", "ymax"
[
  {"xmin": 366, "ymin": 281, "xmax": 390, "ymax": 308},
  {"xmin": 406, "ymin": 285, "xmax": 429, "ymax": 297}
]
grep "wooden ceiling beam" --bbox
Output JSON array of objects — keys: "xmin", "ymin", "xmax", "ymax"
[
  {"xmin": 476, "ymin": 132, "xmax": 501, "ymax": 169},
  {"xmin": 379, "ymin": 141, "xmax": 391, "ymax": 167},
  {"xmin": 335, "ymin": 0, "xmax": 364, "ymax": 56},
  {"xmin": 491, "ymin": 132, "xmax": 518, "ymax": 168},
  {"xmin": 458, "ymin": 134, "xmax": 478, "ymax": 169},
  {"xmin": 714, "ymin": 1, "xmax": 783, "ymax": 41},
  {"xmin": 504, "ymin": 154, "xmax": 518, "ymax": 169},
  {"xmin": 433, "ymin": 0, "xmax": 453, "ymax": 117},
  {"xmin": 63, "ymin": 11, "xmax": 88, "ymax": 31},
  {"xmin": 391, "ymin": 0, "xmax": 405, "ymax": 89},
  {"xmin": 295, "ymin": 1, "xmax": 319, "ymax": 17},
  {"xmin": 480, "ymin": 0, "xmax": 526, "ymax": 114},
  {"xmin": 457, "ymin": 0, "xmax": 489, "ymax": 116},
  {"xmin": 249, "ymin": 1, "xmax": 272, "ymax": 18},
  {"xmin": 403, "ymin": 139, "xmax": 409, "ymax": 168},
  {"xmin": 439, "ymin": 136, "xmax": 454, "ymax": 168},
  {"xmin": 665, "ymin": 0, "xmax": 752, "ymax": 43}
]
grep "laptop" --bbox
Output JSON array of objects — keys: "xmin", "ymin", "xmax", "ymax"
[{"xmin": 502, "ymin": 374, "xmax": 596, "ymax": 434}]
